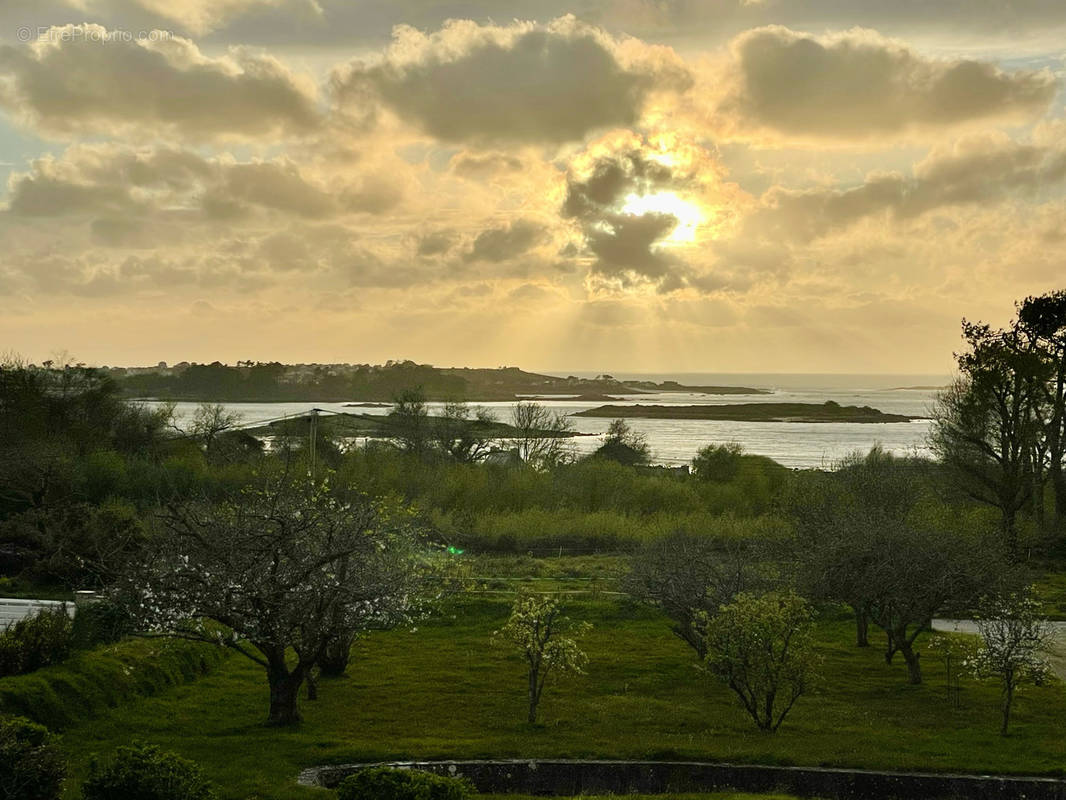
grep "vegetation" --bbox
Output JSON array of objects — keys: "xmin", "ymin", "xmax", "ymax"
[
  {"xmin": 701, "ymin": 592, "xmax": 818, "ymax": 732},
  {"xmin": 970, "ymin": 590, "xmax": 1054, "ymax": 735},
  {"xmin": 81, "ymin": 742, "xmax": 217, "ymax": 800},
  {"xmin": 337, "ymin": 767, "xmax": 471, "ymax": 800},
  {"xmin": 0, "ymin": 715, "xmax": 65, "ymax": 800},
  {"xmin": 0, "ymin": 607, "xmax": 73, "ymax": 678},
  {"xmin": 493, "ymin": 593, "xmax": 590, "ymax": 724}
]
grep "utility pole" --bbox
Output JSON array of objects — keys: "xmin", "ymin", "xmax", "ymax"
[{"xmin": 309, "ymin": 408, "xmax": 318, "ymax": 482}]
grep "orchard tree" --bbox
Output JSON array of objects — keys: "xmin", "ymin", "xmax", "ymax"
[
  {"xmin": 115, "ymin": 472, "xmax": 433, "ymax": 725},
  {"xmin": 623, "ymin": 531, "xmax": 760, "ymax": 658},
  {"xmin": 493, "ymin": 593, "xmax": 589, "ymax": 724},
  {"xmin": 702, "ymin": 591, "xmax": 818, "ymax": 732},
  {"xmin": 969, "ymin": 589, "xmax": 1053, "ymax": 735}
]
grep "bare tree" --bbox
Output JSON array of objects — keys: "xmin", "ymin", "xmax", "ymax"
[{"xmin": 508, "ymin": 402, "xmax": 574, "ymax": 469}]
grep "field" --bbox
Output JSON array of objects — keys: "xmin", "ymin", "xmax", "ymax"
[{"xmin": 55, "ymin": 595, "xmax": 1066, "ymax": 800}]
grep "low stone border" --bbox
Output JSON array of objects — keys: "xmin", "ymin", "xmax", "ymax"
[{"xmin": 298, "ymin": 759, "xmax": 1066, "ymax": 799}]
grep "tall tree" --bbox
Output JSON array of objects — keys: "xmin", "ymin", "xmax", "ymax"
[
  {"xmin": 508, "ymin": 402, "xmax": 574, "ymax": 470},
  {"xmin": 1017, "ymin": 291, "xmax": 1066, "ymax": 532},
  {"xmin": 931, "ymin": 321, "xmax": 1044, "ymax": 558}
]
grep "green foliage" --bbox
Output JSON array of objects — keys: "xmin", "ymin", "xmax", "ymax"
[
  {"xmin": 70, "ymin": 601, "xmax": 133, "ymax": 650},
  {"xmin": 336, "ymin": 767, "xmax": 471, "ymax": 800},
  {"xmin": 493, "ymin": 593, "xmax": 590, "ymax": 723},
  {"xmin": 0, "ymin": 637, "xmax": 225, "ymax": 729},
  {"xmin": 0, "ymin": 607, "xmax": 73, "ymax": 678},
  {"xmin": 702, "ymin": 591, "xmax": 819, "ymax": 732},
  {"xmin": 692, "ymin": 443, "xmax": 744, "ymax": 483},
  {"xmin": 82, "ymin": 742, "xmax": 217, "ymax": 800},
  {"xmin": 0, "ymin": 715, "xmax": 66, "ymax": 800}
]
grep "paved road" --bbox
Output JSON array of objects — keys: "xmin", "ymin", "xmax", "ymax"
[{"xmin": 932, "ymin": 618, "xmax": 1066, "ymax": 680}]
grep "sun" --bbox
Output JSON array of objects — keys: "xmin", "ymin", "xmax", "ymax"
[{"xmin": 619, "ymin": 191, "xmax": 703, "ymax": 245}]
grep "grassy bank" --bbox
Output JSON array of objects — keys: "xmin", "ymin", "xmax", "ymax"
[{"xmin": 56, "ymin": 597, "xmax": 1066, "ymax": 800}]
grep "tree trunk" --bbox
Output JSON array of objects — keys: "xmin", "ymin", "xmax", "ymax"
[
  {"xmin": 853, "ymin": 606, "xmax": 869, "ymax": 648},
  {"xmin": 527, "ymin": 668, "xmax": 539, "ymax": 724},
  {"xmin": 306, "ymin": 668, "xmax": 318, "ymax": 701},
  {"xmin": 1001, "ymin": 681, "xmax": 1014, "ymax": 736},
  {"xmin": 1002, "ymin": 506, "xmax": 1019, "ymax": 562},
  {"xmin": 266, "ymin": 660, "xmax": 305, "ymax": 726},
  {"xmin": 318, "ymin": 631, "xmax": 356, "ymax": 677},
  {"xmin": 898, "ymin": 639, "xmax": 922, "ymax": 685}
]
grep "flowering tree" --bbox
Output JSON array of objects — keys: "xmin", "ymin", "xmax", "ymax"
[
  {"xmin": 969, "ymin": 589, "xmax": 1054, "ymax": 735},
  {"xmin": 702, "ymin": 591, "xmax": 819, "ymax": 732},
  {"xmin": 493, "ymin": 593, "xmax": 589, "ymax": 724},
  {"xmin": 115, "ymin": 472, "xmax": 432, "ymax": 725}
]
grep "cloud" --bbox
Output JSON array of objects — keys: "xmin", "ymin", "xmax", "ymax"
[
  {"xmin": 717, "ymin": 26, "xmax": 1056, "ymax": 142},
  {"xmin": 746, "ymin": 132, "xmax": 1066, "ymax": 241},
  {"xmin": 0, "ymin": 24, "xmax": 320, "ymax": 141},
  {"xmin": 465, "ymin": 218, "xmax": 549, "ymax": 262},
  {"xmin": 332, "ymin": 16, "xmax": 690, "ymax": 144}
]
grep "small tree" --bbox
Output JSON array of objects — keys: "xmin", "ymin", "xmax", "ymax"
[
  {"xmin": 692, "ymin": 443, "xmax": 744, "ymax": 482},
  {"xmin": 969, "ymin": 589, "xmax": 1053, "ymax": 735},
  {"xmin": 493, "ymin": 593, "xmax": 589, "ymax": 724},
  {"xmin": 702, "ymin": 591, "xmax": 818, "ymax": 732},
  {"xmin": 592, "ymin": 419, "xmax": 650, "ymax": 466},
  {"xmin": 508, "ymin": 402, "xmax": 574, "ymax": 470}
]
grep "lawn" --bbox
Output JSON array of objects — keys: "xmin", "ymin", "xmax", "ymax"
[{"xmin": 57, "ymin": 597, "xmax": 1066, "ymax": 800}]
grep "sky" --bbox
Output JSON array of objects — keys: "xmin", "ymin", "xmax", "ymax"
[{"xmin": 0, "ymin": 1, "xmax": 1064, "ymax": 373}]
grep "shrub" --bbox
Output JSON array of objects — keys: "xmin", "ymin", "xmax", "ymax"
[
  {"xmin": 337, "ymin": 767, "xmax": 471, "ymax": 800},
  {"xmin": 0, "ymin": 715, "xmax": 66, "ymax": 800},
  {"xmin": 0, "ymin": 637, "xmax": 226, "ymax": 729},
  {"xmin": 70, "ymin": 601, "xmax": 132, "ymax": 650},
  {"xmin": 0, "ymin": 607, "xmax": 73, "ymax": 678},
  {"xmin": 81, "ymin": 742, "xmax": 217, "ymax": 800}
]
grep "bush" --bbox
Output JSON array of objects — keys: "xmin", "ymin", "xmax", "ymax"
[
  {"xmin": 337, "ymin": 767, "xmax": 471, "ymax": 800},
  {"xmin": 70, "ymin": 601, "xmax": 132, "ymax": 650},
  {"xmin": 0, "ymin": 637, "xmax": 226, "ymax": 729},
  {"xmin": 0, "ymin": 715, "xmax": 66, "ymax": 800},
  {"xmin": 81, "ymin": 742, "xmax": 217, "ymax": 800},
  {"xmin": 0, "ymin": 607, "xmax": 73, "ymax": 678}
]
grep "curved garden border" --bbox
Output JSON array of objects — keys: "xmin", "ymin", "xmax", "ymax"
[{"xmin": 298, "ymin": 759, "xmax": 1066, "ymax": 799}]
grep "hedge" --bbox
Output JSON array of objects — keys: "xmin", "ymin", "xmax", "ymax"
[{"xmin": 0, "ymin": 637, "xmax": 226, "ymax": 730}]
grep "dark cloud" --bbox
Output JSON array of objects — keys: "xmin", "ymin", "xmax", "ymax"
[
  {"xmin": 333, "ymin": 18, "xmax": 690, "ymax": 144},
  {"xmin": 465, "ymin": 219, "xmax": 549, "ymax": 262},
  {"xmin": 0, "ymin": 24, "xmax": 320, "ymax": 140},
  {"xmin": 720, "ymin": 26, "xmax": 1056, "ymax": 141},
  {"xmin": 450, "ymin": 152, "xmax": 526, "ymax": 179},
  {"xmin": 416, "ymin": 230, "xmax": 457, "ymax": 257}
]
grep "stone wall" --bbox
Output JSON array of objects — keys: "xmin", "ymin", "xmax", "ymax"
[{"xmin": 298, "ymin": 759, "xmax": 1066, "ymax": 800}]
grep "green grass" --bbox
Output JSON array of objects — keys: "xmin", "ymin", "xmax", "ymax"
[
  {"xmin": 56, "ymin": 597, "xmax": 1066, "ymax": 800},
  {"xmin": 481, "ymin": 795, "xmax": 801, "ymax": 800}
]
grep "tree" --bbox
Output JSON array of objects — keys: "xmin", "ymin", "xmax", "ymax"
[
  {"xmin": 969, "ymin": 589, "xmax": 1053, "ymax": 736},
  {"xmin": 115, "ymin": 472, "xmax": 431, "ymax": 725},
  {"xmin": 623, "ymin": 531, "xmax": 759, "ymax": 659},
  {"xmin": 388, "ymin": 388, "xmax": 430, "ymax": 457},
  {"xmin": 591, "ymin": 419, "xmax": 650, "ymax": 466},
  {"xmin": 692, "ymin": 443, "xmax": 744, "ymax": 482},
  {"xmin": 702, "ymin": 591, "xmax": 818, "ymax": 732},
  {"xmin": 433, "ymin": 401, "xmax": 498, "ymax": 463},
  {"xmin": 507, "ymin": 402, "xmax": 574, "ymax": 470},
  {"xmin": 931, "ymin": 320, "xmax": 1045, "ymax": 558},
  {"xmin": 1017, "ymin": 291, "xmax": 1066, "ymax": 532},
  {"xmin": 493, "ymin": 593, "xmax": 589, "ymax": 724}
]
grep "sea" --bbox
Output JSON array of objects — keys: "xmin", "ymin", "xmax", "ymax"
[{"xmin": 145, "ymin": 373, "xmax": 950, "ymax": 470}]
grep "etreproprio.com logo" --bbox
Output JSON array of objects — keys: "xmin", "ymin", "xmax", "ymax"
[{"xmin": 16, "ymin": 26, "xmax": 174, "ymax": 44}]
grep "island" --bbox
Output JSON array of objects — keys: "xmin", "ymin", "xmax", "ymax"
[
  {"xmin": 573, "ymin": 400, "xmax": 921, "ymax": 424},
  {"xmin": 242, "ymin": 411, "xmax": 584, "ymax": 440}
]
